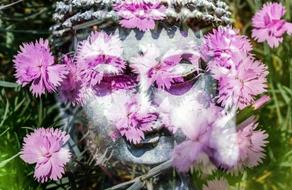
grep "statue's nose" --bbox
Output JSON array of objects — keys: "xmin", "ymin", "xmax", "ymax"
[
  {"xmin": 135, "ymin": 74, "xmax": 154, "ymax": 105},
  {"xmin": 132, "ymin": 74, "xmax": 162, "ymax": 126}
]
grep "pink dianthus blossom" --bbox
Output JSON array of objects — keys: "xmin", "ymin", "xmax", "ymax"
[
  {"xmin": 252, "ymin": 2, "xmax": 292, "ymax": 48},
  {"xmin": 116, "ymin": 96, "xmax": 158, "ymax": 144},
  {"xmin": 59, "ymin": 55, "xmax": 84, "ymax": 105},
  {"xmin": 76, "ymin": 32, "xmax": 126, "ymax": 87},
  {"xmin": 201, "ymin": 26, "xmax": 252, "ymax": 70},
  {"xmin": 13, "ymin": 39, "xmax": 68, "ymax": 97},
  {"xmin": 234, "ymin": 120, "xmax": 268, "ymax": 172},
  {"xmin": 217, "ymin": 56, "xmax": 268, "ymax": 109},
  {"xmin": 20, "ymin": 128, "xmax": 71, "ymax": 183},
  {"xmin": 172, "ymin": 140, "xmax": 203, "ymax": 172},
  {"xmin": 113, "ymin": 1, "xmax": 166, "ymax": 31}
]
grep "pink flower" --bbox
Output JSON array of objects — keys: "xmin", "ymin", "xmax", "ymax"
[
  {"xmin": 76, "ymin": 32, "xmax": 126, "ymax": 87},
  {"xmin": 234, "ymin": 120, "xmax": 268, "ymax": 171},
  {"xmin": 13, "ymin": 39, "xmax": 68, "ymax": 97},
  {"xmin": 201, "ymin": 27, "xmax": 252, "ymax": 70},
  {"xmin": 116, "ymin": 96, "xmax": 158, "ymax": 144},
  {"xmin": 20, "ymin": 128, "xmax": 71, "ymax": 183},
  {"xmin": 202, "ymin": 178, "xmax": 229, "ymax": 190},
  {"xmin": 59, "ymin": 55, "xmax": 84, "ymax": 105},
  {"xmin": 179, "ymin": 102, "xmax": 219, "ymax": 141},
  {"xmin": 113, "ymin": 1, "xmax": 166, "ymax": 31},
  {"xmin": 171, "ymin": 101, "xmax": 220, "ymax": 172},
  {"xmin": 131, "ymin": 45, "xmax": 199, "ymax": 89},
  {"xmin": 252, "ymin": 2, "xmax": 292, "ymax": 48},
  {"xmin": 172, "ymin": 140, "xmax": 203, "ymax": 172},
  {"xmin": 217, "ymin": 56, "xmax": 268, "ymax": 109}
]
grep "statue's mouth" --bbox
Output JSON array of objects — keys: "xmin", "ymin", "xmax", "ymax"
[{"xmin": 125, "ymin": 127, "xmax": 172, "ymax": 157}]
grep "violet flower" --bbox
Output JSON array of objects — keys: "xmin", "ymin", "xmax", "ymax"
[
  {"xmin": 172, "ymin": 140, "xmax": 203, "ymax": 172},
  {"xmin": 217, "ymin": 56, "xmax": 268, "ymax": 109},
  {"xmin": 234, "ymin": 120, "xmax": 269, "ymax": 172},
  {"xmin": 20, "ymin": 128, "xmax": 71, "ymax": 183},
  {"xmin": 113, "ymin": 1, "xmax": 166, "ymax": 31},
  {"xmin": 59, "ymin": 55, "xmax": 85, "ymax": 106},
  {"xmin": 252, "ymin": 2, "xmax": 292, "ymax": 48},
  {"xmin": 76, "ymin": 32, "xmax": 126, "ymax": 87},
  {"xmin": 109, "ymin": 94, "xmax": 158, "ymax": 144},
  {"xmin": 13, "ymin": 39, "xmax": 68, "ymax": 97},
  {"xmin": 201, "ymin": 26, "xmax": 252, "ymax": 70}
]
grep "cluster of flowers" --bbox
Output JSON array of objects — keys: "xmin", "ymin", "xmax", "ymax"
[
  {"xmin": 201, "ymin": 26, "xmax": 268, "ymax": 110},
  {"xmin": 170, "ymin": 1, "xmax": 292, "ymax": 176},
  {"xmin": 13, "ymin": 31, "xmax": 199, "ymax": 105},
  {"xmin": 14, "ymin": 1, "xmax": 289, "ymax": 184},
  {"xmin": 172, "ymin": 109, "xmax": 269, "ymax": 173},
  {"xmin": 114, "ymin": 0, "xmax": 292, "ymax": 48}
]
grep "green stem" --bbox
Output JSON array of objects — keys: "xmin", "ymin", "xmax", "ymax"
[
  {"xmin": 0, "ymin": 81, "xmax": 19, "ymax": 88},
  {"xmin": 246, "ymin": 0, "xmax": 256, "ymax": 12},
  {"xmin": 264, "ymin": 44, "xmax": 283, "ymax": 125},
  {"xmin": 37, "ymin": 99, "xmax": 43, "ymax": 128},
  {"xmin": 0, "ymin": 0, "xmax": 23, "ymax": 10},
  {"xmin": 285, "ymin": 0, "xmax": 291, "ymax": 20}
]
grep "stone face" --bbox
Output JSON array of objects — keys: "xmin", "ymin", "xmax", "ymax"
[
  {"xmin": 58, "ymin": 27, "xmax": 217, "ymax": 165},
  {"xmin": 52, "ymin": 1, "xmax": 228, "ymax": 189},
  {"xmin": 54, "ymin": 0, "xmax": 226, "ymax": 169},
  {"xmin": 83, "ymin": 75, "xmax": 216, "ymax": 165}
]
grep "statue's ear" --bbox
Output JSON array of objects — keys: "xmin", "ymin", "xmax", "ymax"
[{"xmin": 209, "ymin": 107, "xmax": 239, "ymax": 169}]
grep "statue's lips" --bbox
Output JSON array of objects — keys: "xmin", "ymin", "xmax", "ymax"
[
  {"xmin": 124, "ymin": 127, "xmax": 173, "ymax": 158},
  {"xmin": 126, "ymin": 127, "xmax": 172, "ymax": 148}
]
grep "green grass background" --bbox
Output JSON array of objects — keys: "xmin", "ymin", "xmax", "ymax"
[{"xmin": 0, "ymin": 0, "xmax": 291, "ymax": 189}]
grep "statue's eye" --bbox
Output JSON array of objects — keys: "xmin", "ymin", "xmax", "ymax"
[
  {"xmin": 156, "ymin": 56, "xmax": 202, "ymax": 95},
  {"xmin": 93, "ymin": 74, "xmax": 138, "ymax": 96},
  {"xmin": 168, "ymin": 58, "xmax": 199, "ymax": 77},
  {"xmin": 103, "ymin": 74, "xmax": 137, "ymax": 90},
  {"xmin": 164, "ymin": 72, "xmax": 200, "ymax": 96},
  {"xmin": 165, "ymin": 78, "xmax": 197, "ymax": 96}
]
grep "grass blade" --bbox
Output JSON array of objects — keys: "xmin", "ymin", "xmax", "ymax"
[{"xmin": 0, "ymin": 81, "xmax": 19, "ymax": 88}]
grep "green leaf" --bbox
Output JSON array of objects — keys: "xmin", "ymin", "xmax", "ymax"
[
  {"xmin": 0, "ymin": 153, "xmax": 20, "ymax": 168},
  {"xmin": 0, "ymin": 81, "xmax": 19, "ymax": 88},
  {"xmin": 0, "ymin": 127, "xmax": 9, "ymax": 137},
  {"xmin": 282, "ymin": 86, "xmax": 292, "ymax": 97},
  {"xmin": 0, "ymin": 99, "xmax": 9, "ymax": 127},
  {"xmin": 277, "ymin": 84, "xmax": 291, "ymax": 104},
  {"xmin": 279, "ymin": 162, "xmax": 292, "ymax": 168}
]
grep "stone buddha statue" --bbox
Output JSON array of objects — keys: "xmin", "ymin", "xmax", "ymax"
[{"xmin": 51, "ymin": 1, "xmax": 231, "ymax": 189}]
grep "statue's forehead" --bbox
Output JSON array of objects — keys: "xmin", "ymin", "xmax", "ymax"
[{"xmin": 76, "ymin": 27, "xmax": 203, "ymax": 60}]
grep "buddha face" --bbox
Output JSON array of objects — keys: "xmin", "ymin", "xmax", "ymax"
[{"xmin": 77, "ymin": 27, "xmax": 217, "ymax": 164}]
